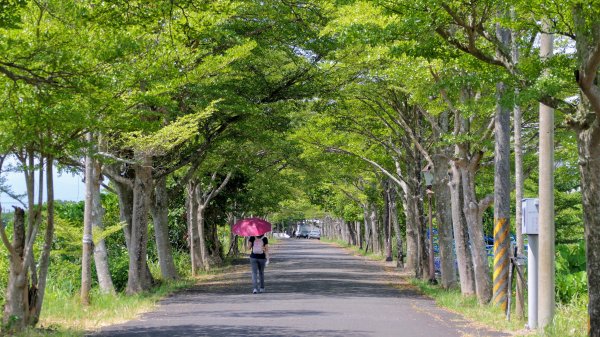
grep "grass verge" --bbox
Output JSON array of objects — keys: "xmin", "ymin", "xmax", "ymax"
[
  {"xmin": 324, "ymin": 238, "xmax": 587, "ymax": 337},
  {"xmin": 38, "ymin": 279, "xmax": 194, "ymax": 336},
  {"xmin": 412, "ymin": 279, "xmax": 588, "ymax": 337},
  {"xmin": 16, "ymin": 259, "xmax": 245, "ymax": 337},
  {"xmin": 320, "ymin": 238, "xmax": 386, "ymax": 261}
]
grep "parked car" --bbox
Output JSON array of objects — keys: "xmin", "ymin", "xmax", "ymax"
[
  {"xmin": 308, "ymin": 229, "xmax": 321, "ymax": 240},
  {"xmin": 297, "ymin": 229, "xmax": 310, "ymax": 238}
]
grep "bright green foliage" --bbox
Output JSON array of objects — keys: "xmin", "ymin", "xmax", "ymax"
[
  {"xmin": 124, "ymin": 102, "xmax": 219, "ymax": 156},
  {"xmin": 556, "ymin": 242, "xmax": 587, "ymax": 303},
  {"xmin": 0, "ymin": 0, "xmax": 27, "ymax": 28},
  {"xmin": 0, "ymin": 239, "xmax": 7, "ymax": 308},
  {"xmin": 0, "ymin": 1, "xmax": 594, "ymax": 335}
]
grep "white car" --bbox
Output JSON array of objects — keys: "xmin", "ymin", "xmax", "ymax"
[{"xmin": 308, "ymin": 229, "xmax": 321, "ymax": 240}]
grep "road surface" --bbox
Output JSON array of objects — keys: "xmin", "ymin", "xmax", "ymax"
[{"xmin": 93, "ymin": 239, "xmax": 509, "ymax": 337}]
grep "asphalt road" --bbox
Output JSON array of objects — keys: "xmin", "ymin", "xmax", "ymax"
[{"xmin": 93, "ymin": 239, "xmax": 509, "ymax": 337}]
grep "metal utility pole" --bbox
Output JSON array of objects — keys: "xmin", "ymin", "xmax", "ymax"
[
  {"xmin": 522, "ymin": 198, "xmax": 539, "ymax": 329},
  {"xmin": 538, "ymin": 22, "xmax": 555, "ymax": 329},
  {"xmin": 528, "ymin": 231, "xmax": 539, "ymax": 329}
]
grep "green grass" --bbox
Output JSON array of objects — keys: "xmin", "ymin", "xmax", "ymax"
[
  {"xmin": 320, "ymin": 238, "xmax": 386, "ymax": 261},
  {"xmin": 324, "ymin": 237, "xmax": 588, "ymax": 337},
  {"xmin": 20, "ymin": 258, "xmax": 244, "ymax": 336},
  {"xmin": 544, "ymin": 296, "xmax": 588, "ymax": 337},
  {"xmin": 38, "ymin": 279, "xmax": 195, "ymax": 335},
  {"xmin": 412, "ymin": 279, "xmax": 528, "ymax": 333},
  {"xmin": 11, "ymin": 327, "xmax": 83, "ymax": 337},
  {"xmin": 412, "ymin": 279, "xmax": 588, "ymax": 337},
  {"xmin": 9, "ymin": 279, "xmax": 192, "ymax": 337}
]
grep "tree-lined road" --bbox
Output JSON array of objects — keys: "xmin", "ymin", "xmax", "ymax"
[{"xmin": 94, "ymin": 240, "xmax": 509, "ymax": 337}]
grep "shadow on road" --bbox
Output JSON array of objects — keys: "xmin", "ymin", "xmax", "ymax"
[
  {"xmin": 98, "ymin": 324, "xmax": 367, "ymax": 337},
  {"xmin": 92, "ymin": 239, "xmax": 510, "ymax": 337}
]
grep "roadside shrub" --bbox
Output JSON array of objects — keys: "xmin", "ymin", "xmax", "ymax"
[
  {"xmin": 0, "ymin": 250, "xmax": 8, "ymax": 309},
  {"xmin": 108, "ymin": 246, "xmax": 129, "ymax": 292},
  {"xmin": 173, "ymin": 250, "xmax": 191, "ymax": 278},
  {"xmin": 45, "ymin": 258, "xmax": 82, "ymax": 297},
  {"xmin": 0, "ymin": 213, "xmax": 16, "ymax": 309},
  {"xmin": 556, "ymin": 242, "xmax": 587, "ymax": 303}
]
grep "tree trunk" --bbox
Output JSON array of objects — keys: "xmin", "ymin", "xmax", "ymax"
[
  {"xmin": 511, "ymin": 17, "xmax": 525, "ymax": 319},
  {"xmin": 227, "ymin": 213, "xmax": 239, "ymax": 257},
  {"xmin": 416, "ymin": 191, "xmax": 428, "ymax": 281},
  {"xmin": 389, "ymin": 186, "xmax": 403, "ymax": 268},
  {"xmin": 402, "ymin": 194, "xmax": 418, "ymax": 275},
  {"xmin": 24, "ymin": 152, "xmax": 39, "ymax": 292},
  {"xmin": 186, "ymin": 181, "xmax": 202, "ymax": 275},
  {"xmin": 460, "ymin": 178, "xmax": 477, "ymax": 293},
  {"xmin": 113, "ymin": 179, "xmax": 133, "ymax": 248},
  {"xmin": 433, "ymin": 156, "xmax": 457, "ymax": 289},
  {"xmin": 126, "ymin": 154, "xmax": 154, "ymax": 294},
  {"xmin": 92, "ymin": 159, "xmax": 115, "ymax": 294},
  {"xmin": 369, "ymin": 204, "xmax": 381, "ymax": 254},
  {"xmin": 577, "ymin": 121, "xmax": 600, "ymax": 337},
  {"xmin": 363, "ymin": 207, "xmax": 371, "ymax": 253},
  {"xmin": 383, "ymin": 180, "xmax": 393, "ymax": 261},
  {"xmin": 347, "ymin": 219, "xmax": 357, "ymax": 246},
  {"xmin": 572, "ymin": 6, "xmax": 600, "ymax": 328},
  {"xmin": 449, "ymin": 162, "xmax": 475, "ymax": 295},
  {"xmin": 195, "ymin": 202, "xmax": 209, "ymax": 271},
  {"xmin": 150, "ymin": 177, "xmax": 179, "ymax": 280},
  {"xmin": 112, "ymin": 172, "xmax": 155, "ymax": 290},
  {"xmin": 2, "ymin": 208, "xmax": 27, "ymax": 331},
  {"xmin": 82, "ymin": 140, "xmax": 94, "ymax": 304},
  {"xmin": 414, "ymin": 115, "xmax": 428, "ymax": 281},
  {"xmin": 192, "ymin": 173, "xmax": 231, "ymax": 271},
  {"xmin": 461, "ymin": 163, "xmax": 492, "ymax": 304},
  {"xmin": 347, "ymin": 220, "xmax": 353, "ymax": 245},
  {"xmin": 356, "ymin": 221, "xmax": 363, "ymax": 250},
  {"xmin": 208, "ymin": 220, "xmax": 223, "ymax": 265},
  {"xmin": 572, "ymin": 9, "xmax": 600, "ymax": 326},
  {"xmin": 30, "ymin": 157, "xmax": 55, "ymax": 325},
  {"xmin": 340, "ymin": 219, "xmax": 348, "ymax": 244}
]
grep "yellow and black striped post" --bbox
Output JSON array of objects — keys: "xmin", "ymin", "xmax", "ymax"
[{"xmin": 493, "ymin": 217, "xmax": 510, "ymax": 310}]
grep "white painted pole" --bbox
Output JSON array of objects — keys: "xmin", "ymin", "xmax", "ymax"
[
  {"xmin": 528, "ymin": 235, "xmax": 538, "ymax": 329},
  {"xmin": 538, "ymin": 23, "xmax": 555, "ymax": 330}
]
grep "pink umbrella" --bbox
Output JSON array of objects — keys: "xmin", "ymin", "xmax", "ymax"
[{"xmin": 232, "ymin": 218, "xmax": 272, "ymax": 237}]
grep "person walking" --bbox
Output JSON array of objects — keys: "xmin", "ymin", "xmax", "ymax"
[{"xmin": 248, "ymin": 235, "xmax": 269, "ymax": 294}]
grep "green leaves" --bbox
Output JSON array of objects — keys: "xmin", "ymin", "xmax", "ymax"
[
  {"xmin": 556, "ymin": 242, "xmax": 587, "ymax": 302},
  {"xmin": 0, "ymin": 0, "xmax": 27, "ymax": 28},
  {"xmin": 92, "ymin": 222, "xmax": 126, "ymax": 246},
  {"xmin": 123, "ymin": 101, "xmax": 219, "ymax": 156}
]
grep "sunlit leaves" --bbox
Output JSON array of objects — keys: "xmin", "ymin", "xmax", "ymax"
[
  {"xmin": 0, "ymin": 0, "xmax": 26, "ymax": 28},
  {"xmin": 123, "ymin": 101, "xmax": 219, "ymax": 156}
]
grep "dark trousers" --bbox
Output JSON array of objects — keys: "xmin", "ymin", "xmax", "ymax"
[{"xmin": 250, "ymin": 258, "xmax": 266, "ymax": 290}]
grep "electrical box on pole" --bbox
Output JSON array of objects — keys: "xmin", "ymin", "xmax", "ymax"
[{"xmin": 522, "ymin": 198, "xmax": 539, "ymax": 235}]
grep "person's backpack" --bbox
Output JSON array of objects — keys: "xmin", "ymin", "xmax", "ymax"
[{"xmin": 252, "ymin": 237, "xmax": 265, "ymax": 254}]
